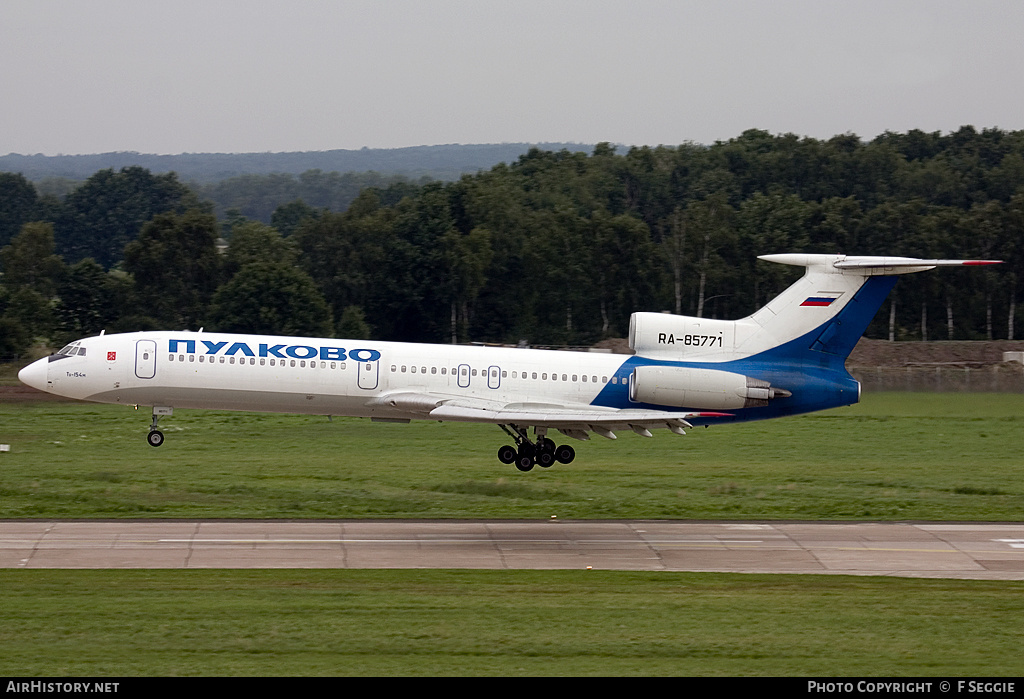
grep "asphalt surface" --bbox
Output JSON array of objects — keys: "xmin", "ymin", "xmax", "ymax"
[{"xmin": 2, "ymin": 520, "xmax": 1024, "ymax": 579}]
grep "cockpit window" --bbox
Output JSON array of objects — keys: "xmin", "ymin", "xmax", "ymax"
[{"xmin": 57, "ymin": 342, "xmax": 84, "ymax": 356}]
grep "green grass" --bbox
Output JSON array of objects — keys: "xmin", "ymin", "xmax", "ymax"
[
  {"xmin": 3, "ymin": 394, "xmax": 1023, "ymax": 677},
  {"xmin": 1, "ymin": 569, "xmax": 1022, "ymax": 676},
  {"xmin": 1, "ymin": 393, "xmax": 1023, "ymax": 519}
]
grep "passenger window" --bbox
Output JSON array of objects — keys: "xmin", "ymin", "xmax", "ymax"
[
  {"xmin": 581, "ymin": 375, "xmax": 586, "ymax": 382},
  {"xmin": 431, "ymin": 367, "xmax": 437, "ymax": 374}
]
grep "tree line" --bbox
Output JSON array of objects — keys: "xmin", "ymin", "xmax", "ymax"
[
  {"xmin": 0, "ymin": 143, "xmax": 591, "ymax": 183},
  {"xmin": 2, "ymin": 126, "xmax": 1023, "ymax": 362}
]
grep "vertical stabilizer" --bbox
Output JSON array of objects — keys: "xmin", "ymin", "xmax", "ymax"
[
  {"xmin": 745, "ymin": 254, "xmax": 1002, "ymax": 361},
  {"xmin": 629, "ymin": 254, "xmax": 1001, "ymax": 364}
]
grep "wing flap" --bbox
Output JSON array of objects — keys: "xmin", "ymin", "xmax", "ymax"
[
  {"xmin": 428, "ymin": 403, "xmax": 719, "ymax": 430},
  {"xmin": 367, "ymin": 391, "xmax": 731, "ymax": 439}
]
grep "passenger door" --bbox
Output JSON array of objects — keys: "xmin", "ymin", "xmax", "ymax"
[
  {"xmin": 357, "ymin": 359, "xmax": 379, "ymax": 390},
  {"xmin": 135, "ymin": 340, "xmax": 157, "ymax": 379},
  {"xmin": 487, "ymin": 365, "xmax": 501, "ymax": 390}
]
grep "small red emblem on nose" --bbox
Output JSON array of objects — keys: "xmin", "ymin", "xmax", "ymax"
[{"xmin": 107, "ymin": 351, "xmax": 116, "ymax": 361}]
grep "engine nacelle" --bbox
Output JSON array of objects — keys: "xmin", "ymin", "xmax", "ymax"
[
  {"xmin": 629, "ymin": 365, "xmax": 790, "ymax": 410},
  {"xmin": 629, "ymin": 312, "xmax": 744, "ymax": 360}
]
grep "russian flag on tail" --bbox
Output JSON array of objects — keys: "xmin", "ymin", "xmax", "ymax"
[{"xmin": 801, "ymin": 293, "xmax": 842, "ymax": 307}]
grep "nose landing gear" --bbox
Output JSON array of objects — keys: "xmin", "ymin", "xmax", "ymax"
[
  {"xmin": 497, "ymin": 425, "xmax": 575, "ymax": 471},
  {"xmin": 146, "ymin": 406, "xmax": 173, "ymax": 447}
]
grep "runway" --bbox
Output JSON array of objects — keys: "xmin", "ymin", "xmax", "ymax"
[{"xmin": 2, "ymin": 520, "xmax": 1024, "ymax": 579}]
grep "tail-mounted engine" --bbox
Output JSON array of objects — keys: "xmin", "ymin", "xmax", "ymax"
[
  {"xmin": 629, "ymin": 312, "xmax": 749, "ymax": 360},
  {"xmin": 629, "ymin": 365, "xmax": 791, "ymax": 410}
]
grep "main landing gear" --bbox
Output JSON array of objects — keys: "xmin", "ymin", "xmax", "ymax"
[{"xmin": 496, "ymin": 424, "xmax": 575, "ymax": 471}]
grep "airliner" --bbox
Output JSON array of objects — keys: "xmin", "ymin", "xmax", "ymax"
[{"xmin": 18, "ymin": 253, "xmax": 1000, "ymax": 471}]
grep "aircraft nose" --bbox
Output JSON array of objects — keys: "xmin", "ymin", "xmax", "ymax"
[{"xmin": 18, "ymin": 358, "xmax": 49, "ymax": 392}]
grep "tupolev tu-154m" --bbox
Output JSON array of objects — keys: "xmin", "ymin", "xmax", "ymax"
[{"xmin": 19, "ymin": 254, "xmax": 1000, "ymax": 471}]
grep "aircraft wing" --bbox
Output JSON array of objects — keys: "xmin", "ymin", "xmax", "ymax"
[{"xmin": 367, "ymin": 391, "xmax": 728, "ymax": 440}]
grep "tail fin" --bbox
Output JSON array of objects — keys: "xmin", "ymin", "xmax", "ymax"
[
  {"xmin": 750, "ymin": 254, "xmax": 1002, "ymax": 359},
  {"xmin": 630, "ymin": 254, "xmax": 1001, "ymax": 363}
]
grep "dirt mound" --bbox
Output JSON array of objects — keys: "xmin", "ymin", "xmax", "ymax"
[
  {"xmin": 848, "ymin": 338, "xmax": 1024, "ymax": 367},
  {"xmin": 0, "ymin": 384, "xmax": 68, "ymax": 402}
]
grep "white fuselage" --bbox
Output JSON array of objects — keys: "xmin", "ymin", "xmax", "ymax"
[{"xmin": 24, "ymin": 331, "xmax": 635, "ymax": 421}]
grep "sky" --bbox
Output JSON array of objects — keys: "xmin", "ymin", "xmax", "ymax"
[{"xmin": 3, "ymin": 0, "xmax": 1024, "ymax": 156}]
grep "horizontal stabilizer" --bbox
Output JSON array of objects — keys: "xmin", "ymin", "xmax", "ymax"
[
  {"xmin": 833, "ymin": 257, "xmax": 1002, "ymax": 273},
  {"xmin": 759, "ymin": 254, "xmax": 1002, "ymax": 276}
]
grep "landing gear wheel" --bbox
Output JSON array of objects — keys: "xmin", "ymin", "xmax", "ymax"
[
  {"xmin": 554, "ymin": 444, "xmax": 575, "ymax": 464},
  {"xmin": 535, "ymin": 436, "xmax": 556, "ymax": 468},
  {"xmin": 536, "ymin": 450, "xmax": 555, "ymax": 468},
  {"xmin": 514, "ymin": 443, "xmax": 536, "ymax": 472},
  {"xmin": 514, "ymin": 454, "xmax": 535, "ymax": 472},
  {"xmin": 147, "ymin": 430, "xmax": 165, "ymax": 448},
  {"xmin": 497, "ymin": 445, "xmax": 517, "ymax": 464}
]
